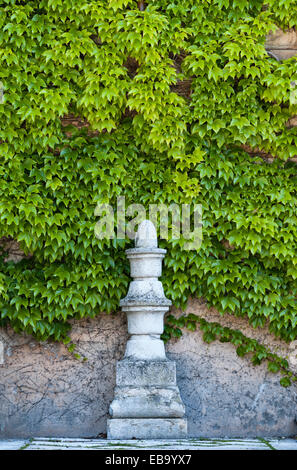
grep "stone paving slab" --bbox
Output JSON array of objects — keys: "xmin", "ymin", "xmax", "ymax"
[
  {"xmin": 0, "ymin": 440, "xmax": 28, "ymax": 450},
  {"xmin": 0, "ymin": 437, "xmax": 297, "ymax": 450}
]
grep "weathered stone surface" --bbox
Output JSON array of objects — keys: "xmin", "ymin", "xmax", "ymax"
[
  {"xmin": 116, "ymin": 360, "xmax": 176, "ymax": 387},
  {"xmin": 0, "ymin": 238, "xmax": 30, "ymax": 263},
  {"xmin": 268, "ymin": 49, "xmax": 297, "ymax": 60},
  {"xmin": 110, "ymin": 386, "xmax": 185, "ymax": 418},
  {"xmin": 122, "ymin": 280, "xmax": 170, "ymax": 306},
  {"xmin": 124, "ymin": 333, "xmax": 166, "ymax": 361},
  {"xmin": 124, "ymin": 252, "xmax": 165, "ymax": 280},
  {"xmin": 2, "ymin": 437, "xmax": 297, "ymax": 450},
  {"xmin": 135, "ymin": 220, "xmax": 158, "ymax": 248},
  {"xmin": 107, "ymin": 418, "xmax": 187, "ymax": 439},
  {"xmin": 0, "ymin": 315, "xmax": 128, "ymax": 438},
  {"xmin": 266, "ymin": 29, "xmax": 297, "ymax": 61},
  {"xmin": 288, "ymin": 341, "xmax": 297, "ymax": 370},
  {"xmin": 119, "ymin": 221, "xmax": 171, "ymax": 363},
  {"xmin": 126, "ymin": 307, "xmax": 166, "ymax": 335},
  {"xmin": 0, "ymin": 440, "xmax": 28, "ymax": 450},
  {"xmin": 266, "ymin": 29, "xmax": 297, "ymax": 50},
  {"xmin": 286, "ymin": 116, "xmax": 297, "ymax": 128},
  {"xmin": 167, "ymin": 299, "xmax": 297, "ymax": 438},
  {"xmin": 109, "ymin": 220, "xmax": 186, "ymax": 438},
  {"xmin": 0, "ymin": 300, "xmax": 296, "ymax": 438}
]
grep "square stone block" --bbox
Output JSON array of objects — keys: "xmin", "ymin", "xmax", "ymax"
[
  {"xmin": 107, "ymin": 418, "xmax": 187, "ymax": 439},
  {"xmin": 110, "ymin": 385, "xmax": 185, "ymax": 418},
  {"xmin": 116, "ymin": 360, "xmax": 176, "ymax": 386}
]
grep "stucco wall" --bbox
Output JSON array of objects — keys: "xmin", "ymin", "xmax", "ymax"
[
  {"xmin": 0, "ymin": 299, "xmax": 296, "ymax": 438},
  {"xmin": 266, "ymin": 29, "xmax": 297, "ymax": 60}
]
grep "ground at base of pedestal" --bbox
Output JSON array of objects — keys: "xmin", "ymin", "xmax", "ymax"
[
  {"xmin": 1, "ymin": 437, "xmax": 297, "ymax": 450},
  {"xmin": 115, "ymin": 359, "xmax": 177, "ymax": 386}
]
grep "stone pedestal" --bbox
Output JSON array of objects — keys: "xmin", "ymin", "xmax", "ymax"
[{"xmin": 107, "ymin": 221, "xmax": 187, "ymax": 439}]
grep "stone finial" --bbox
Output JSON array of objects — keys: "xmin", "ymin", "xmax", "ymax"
[{"xmin": 135, "ymin": 220, "xmax": 158, "ymax": 248}]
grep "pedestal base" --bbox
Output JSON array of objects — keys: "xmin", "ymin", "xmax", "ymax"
[
  {"xmin": 107, "ymin": 418, "xmax": 187, "ymax": 439},
  {"xmin": 109, "ymin": 360, "xmax": 186, "ymax": 420},
  {"xmin": 110, "ymin": 385, "xmax": 185, "ymax": 418},
  {"xmin": 108, "ymin": 360, "xmax": 187, "ymax": 439}
]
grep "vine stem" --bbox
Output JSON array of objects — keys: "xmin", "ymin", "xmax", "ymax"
[{"xmin": 138, "ymin": 1, "xmax": 145, "ymax": 11}]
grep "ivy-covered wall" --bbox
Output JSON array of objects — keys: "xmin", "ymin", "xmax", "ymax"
[{"xmin": 0, "ymin": 0, "xmax": 297, "ymax": 422}]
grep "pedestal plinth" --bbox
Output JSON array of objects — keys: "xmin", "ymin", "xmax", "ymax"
[{"xmin": 107, "ymin": 221, "xmax": 187, "ymax": 439}]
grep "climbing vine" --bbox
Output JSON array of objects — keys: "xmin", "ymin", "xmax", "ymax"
[
  {"xmin": 0, "ymin": 0, "xmax": 297, "ymax": 383},
  {"xmin": 162, "ymin": 314, "xmax": 297, "ymax": 387}
]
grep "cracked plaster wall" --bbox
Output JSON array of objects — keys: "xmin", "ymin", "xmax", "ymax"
[{"xmin": 0, "ymin": 299, "xmax": 296, "ymax": 438}]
